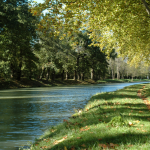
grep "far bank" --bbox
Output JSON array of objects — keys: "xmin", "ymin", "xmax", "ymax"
[{"xmin": 0, "ymin": 78, "xmax": 150, "ymax": 90}]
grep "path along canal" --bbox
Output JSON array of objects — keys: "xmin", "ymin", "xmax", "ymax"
[{"xmin": 0, "ymin": 82, "xmax": 149, "ymax": 150}]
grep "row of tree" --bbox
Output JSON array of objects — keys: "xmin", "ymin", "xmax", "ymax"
[
  {"xmin": 0, "ymin": 0, "xmax": 149, "ymax": 81},
  {"xmin": 0, "ymin": 0, "xmax": 108, "ymax": 81},
  {"xmin": 108, "ymin": 57, "xmax": 150, "ymax": 80}
]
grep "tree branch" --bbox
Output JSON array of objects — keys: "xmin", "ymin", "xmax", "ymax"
[{"xmin": 141, "ymin": 0, "xmax": 150, "ymax": 16}]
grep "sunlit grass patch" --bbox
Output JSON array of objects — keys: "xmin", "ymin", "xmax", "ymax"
[{"xmin": 30, "ymin": 83, "xmax": 150, "ymax": 150}]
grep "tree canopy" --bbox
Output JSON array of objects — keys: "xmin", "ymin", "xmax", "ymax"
[
  {"xmin": 31, "ymin": 0, "xmax": 150, "ymax": 66},
  {"xmin": 0, "ymin": 0, "xmax": 38, "ymax": 80}
]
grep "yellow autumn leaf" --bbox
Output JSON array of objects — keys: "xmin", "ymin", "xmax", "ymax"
[
  {"xmin": 64, "ymin": 146, "xmax": 67, "ymax": 150},
  {"xmin": 129, "ymin": 122, "xmax": 133, "ymax": 126}
]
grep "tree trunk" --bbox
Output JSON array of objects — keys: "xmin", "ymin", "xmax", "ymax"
[
  {"xmin": 117, "ymin": 63, "xmax": 120, "ymax": 80},
  {"xmin": 61, "ymin": 70, "xmax": 64, "ymax": 81},
  {"xmin": 81, "ymin": 72, "xmax": 84, "ymax": 81},
  {"xmin": 51, "ymin": 68, "xmax": 55, "ymax": 81},
  {"xmin": 77, "ymin": 73, "xmax": 80, "ymax": 80},
  {"xmin": 91, "ymin": 68, "xmax": 94, "ymax": 80},
  {"xmin": 77, "ymin": 55, "xmax": 80, "ymax": 80},
  {"xmin": 112, "ymin": 69, "xmax": 115, "ymax": 80},
  {"xmin": 74, "ymin": 70, "xmax": 77, "ymax": 80},
  {"xmin": 127, "ymin": 71, "xmax": 128, "ymax": 79},
  {"xmin": 11, "ymin": 63, "xmax": 22, "ymax": 81},
  {"xmin": 132, "ymin": 76, "xmax": 133, "ymax": 81},
  {"xmin": 40, "ymin": 67, "xmax": 45, "ymax": 80},
  {"xmin": 46, "ymin": 68, "xmax": 50, "ymax": 81},
  {"xmin": 141, "ymin": 0, "xmax": 150, "ymax": 16},
  {"xmin": 65, "ymin": 71, "xmax": 68, "ymax": 80},
  {"xmin": 17, "ymin": 62, "xmax": 22, "ymax": 80}
]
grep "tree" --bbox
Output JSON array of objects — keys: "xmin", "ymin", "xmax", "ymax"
[
  {"xmin": 108, "ymin": 49, "xmax": 117, "ymax": 79},
  {"xmin": 0, "ymin": 0, "xmax": 38, "ymax": 80},
  {"xmin": 31, "ymin": 0, "xmax": 150, "ymax": 66}
]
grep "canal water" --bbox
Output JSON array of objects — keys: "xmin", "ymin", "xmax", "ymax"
[{"xmin": 0, "ymin": 82, "xmax": 148, "ymax": 150}]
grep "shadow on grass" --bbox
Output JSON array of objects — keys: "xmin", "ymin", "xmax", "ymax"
[
  {"xmin": 51, "ymin": 132, "xmax": 150, "ymax": 150},
  {"xmin": 35, "ymin": 100, "xmax": 150, "ymax": 149}
]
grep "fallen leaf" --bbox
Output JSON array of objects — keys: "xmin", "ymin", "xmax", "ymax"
[
  {"xmin": 142, "ymin": 130, "xmax": 147, "ymax": 132},
  {"xmin": 63, "ymin": 119, "xmax": 68, "ymax": 122},
  {"xmin": 63, "ymin": 135, "xmax": 67, "ymax": 139},
  {"xmin": 81, "ymin": 144, "xmax": 86, "ymax": 147},
  {"xmin": 41, "ymin": 146, "xmax": 48, "ymax": 149},
  {"xmin": 71, "ymin": 147, "xmax": 75, "ymax": 150},
  {"xmin": 99, "ymin": 144, "xmax": 109, "ymax": 148},
  {"xmin": 147, "ymin": 118, "xmax": 150, "ymax": 121},
  {"xmin": 127, "ymin": 144, "xmax": 133, "ymax": 147},
  {"xmin": 53, "ymin": 138, "xmax": 66, "ymax": 145},
  {"xmin": 129, "ymin": 122, "xmax": 133, "ymax": 126},
  {"xmin": 64, "ymin": 146, "xmax": 67, "ymax": 150},
  {"xmin": 139, "ymin": 111, "xmax": 143, "ymax": 113},
  {"xmin": 98, "ymin": 138, "xmax": 102, "ymax": 141},
  {"xmin": 110, "ymin": 143, "xmax": 119, "ymax": 147},
  {"xmin": 133, "ymin": 120, "xmax": 140, "ymax": 123}
]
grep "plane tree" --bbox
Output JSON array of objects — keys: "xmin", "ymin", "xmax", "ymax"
[
  {"xmin": 0, "ymin": 0, "xmax": 38, "ymax": 80},
  {"xmin": 31, "ymin": 0, "xmax": 150, "ymax": 66}
]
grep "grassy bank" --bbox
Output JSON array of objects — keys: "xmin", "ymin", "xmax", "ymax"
[
  {"xmin": 97, "ymin": 79, "xmax": 150, "ymax": 83},
  {"xmin": 28, "ymin": 83, "xmax": 150, "ymax": 150},
  {"xmin": 0, "ymin": 78, "xmax": 149, "ymax": 90},
  {"xmin": 0, "ymin": 78, "xmax": 97, "ymax": 90}
]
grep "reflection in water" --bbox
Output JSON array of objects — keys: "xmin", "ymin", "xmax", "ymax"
[{"xmin": 0, "ymin": 82, "xmax": 149, "ymax": 150}]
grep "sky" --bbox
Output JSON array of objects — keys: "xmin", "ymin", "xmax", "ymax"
[{"xmin": 32, "ymin": 0, "xmax": 44, "ymax": 3}]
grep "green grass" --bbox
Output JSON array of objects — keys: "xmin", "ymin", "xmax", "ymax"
[
  {"xmin": 28, "ymin": 83, "xmax": 150, "ymax": 150},
  {"xmin": 97, "ymin": 79, "xmax": 150, "ymax": 83}
]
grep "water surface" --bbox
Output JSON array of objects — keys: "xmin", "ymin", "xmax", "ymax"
[{"xmin": 0, "ymin": 82, "xmax": 148, "ymax": 150}]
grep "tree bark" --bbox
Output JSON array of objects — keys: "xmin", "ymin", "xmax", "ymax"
[
  {"xmin": 141, "ymin": 0, "xmax": 150, "ymax": 16},
  {"xmin": 91, "ymin": 68, "xmax": 94, "ymax": 80},
  {"xmin": 51, "ymin": 68, "xmax": 55, "ymax": 81},
  {"xmin": 46, "ymin": 68, "xmax": 50, "ymax": 81},
  {"xmin": 117, "ymin": 62, "xmax": 120, "ymax": 80},
  {"xmin": 81, "ymin": 72, "xmax": 84, "ymax": 81},
  {"xmin": 65, "ymin": 71, "xmax": 68, "ymax": 80},
  {"xmin": 77, "ymin": 55, "xmax": 80, "ymax": 80},
  {"xmin": 61, "ymin": 70, "xmax": 64, "ymax": 81},
  {"xmin": 74, "ymin": 70, "xmax": 77, "ymax": 80},
  {"xmin": 112, "ymin": 69, "xmax": 115, "ymax": 80},
  {"xmin": 40, "ymin": 67, "xmax": 45, "ymax": 80}
]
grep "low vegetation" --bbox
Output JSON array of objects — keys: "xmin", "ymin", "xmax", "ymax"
[
  {"xmin": 0, "ymin": 78, "xmax": 149, "ymax": 90},
  {"xmin": 28, "ymin": 83, "xmax": 150, "ymax": 150}
]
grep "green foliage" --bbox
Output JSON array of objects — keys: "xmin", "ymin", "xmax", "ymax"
[
  {"xmin": 108, "ymin": 115, "xmax": 128, "ymax": 127},
  {"xmin": 31, "ymin": 0, "xmax": 150, "ymax": 66},
  {"xmin": 0, "ymin": 0, "xmax": 39, "ymax": 80}
]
